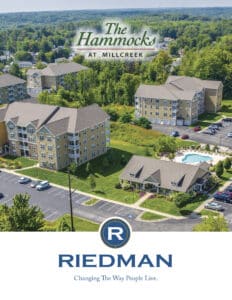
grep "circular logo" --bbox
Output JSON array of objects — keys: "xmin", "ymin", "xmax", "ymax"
[{"xmin": 100, "ymin": 218, "xmax": 131, "ymax": 248}]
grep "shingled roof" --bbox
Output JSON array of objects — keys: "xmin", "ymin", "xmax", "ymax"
[
  {"xmin": 2, "ymin": 102, "xmax": 109, "ymax": 135},
  {"xmin": 120, "ymin": 155, "xmax": 210, "ymax": 192},
  {"xmin": 41, "ymin": 62, "xmax": 88, "ymax": 76},
  {"xmin": 135, "ymin": 76, "xmax": 222, "ymax": 101},
  {"xmin": 0, "ymin": 74, "xmax": 25, "ymax": 88}
]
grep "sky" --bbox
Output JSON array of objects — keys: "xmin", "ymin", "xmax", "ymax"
[{"xmin": 0, "ymin": 0, "xmax": 232, "ymax": 13}]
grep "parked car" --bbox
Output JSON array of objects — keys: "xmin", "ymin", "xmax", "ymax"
[
  {"xmin": 204, "ymin": 202, "xmax": 224, "ymax": 212},
  {"xmin": 36, "ymin": 181, "xmax": 50, "ymax": 191},
  {"xmin": 214, "ymin": 122, "xmax": 223, "ymax": 127},
  {"xmin": 213, "ymin": 192, "xmax": 231, "ymax": 202},
  {"xmin": 227, "ymin": 132, "xmax": 232, "ymax": 137},
  {"xmin": 30, "ymin": 180, "xmax": 42, "ymax": 188},
  {"xmin": 0, "ymin": 193, "xmax": 4, "ymax": 199},
  {"xmin": 223, "ymin": 118, "xmax": 232, "ymax": 122},
  {"xmin": 18, "ymin": 177, "xmax": 31, "ymax": 184},
  {"xmin": 181, "ymin": 134, "xmax": 189, "ymax": 140},
  {"xmin": 203, "ymin": 130, "xmax": 215, "ymax": 135},
  {"xmin": 193, "ymin": 126, "xmax": 201, "ymax": 132},
  {"xmin": 225, "ymin": 185, "xmax": 232, "ymax": 192},
  {"xmin": 170, "ymin": 131, "xmax": 179, "ymax": 137}
]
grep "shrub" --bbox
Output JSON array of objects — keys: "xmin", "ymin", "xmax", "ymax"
[
  {"xmin": 115, "ymin": 182, "xmax": 122, "ymax": 189},
  {"xmin": 223, "ymin": 157, "xmax": 231, "ymax": 170},
  {"xmin": 215, "ymin": 161, "xmax": 224, "ymax": 178}
]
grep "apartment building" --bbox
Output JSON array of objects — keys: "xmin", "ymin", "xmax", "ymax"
[
  {"xmin": 135, "ymin": 76, "xmax": 223, "ymax": 126},
  {"xmin": 0, "ymin": 102, "xmax": 110, "ymax": 170},
  {"xmin": 27, "ymin": 62, "xmax": 88, "ymax": 96},
  {"xmin": 0, "ymin": 74, "xmax": 28, "ymax": 104}
]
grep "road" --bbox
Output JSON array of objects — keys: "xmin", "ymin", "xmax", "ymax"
[{"xmin": 0, "ymin": 170, "xmax": 201, "ymax": 231}]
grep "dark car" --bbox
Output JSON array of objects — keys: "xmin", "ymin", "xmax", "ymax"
[
  {"xmin": 193, "ymin": 126, "xmax": 201, "ymax": 132},
  {"xmin": 181, "ymin": 134, "xmax": 189, "ymax": 140},
  {"xmin": 0, "ymin": 193, "xmax": 4, "ymax": 199},
  {"xmin": 170, "ymin": 131, "xmax": 179, "ymax": 137},
  {"xmin": 213, "ymin": 192, "xmax": 231, "ymax": 202},
  {"xmin": 225, "ymin": 184, "xmax": 232, "ymax": 192}
]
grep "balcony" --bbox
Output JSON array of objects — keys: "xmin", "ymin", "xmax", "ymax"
[
  {"xmin": 69, "ymin": 153, "xmax": 80, "ymax": 159},
  {"xmin": 68, "ymin": 144, "xmax": 80, "ymax": 150},
  {"xmin": 68, "ymin": 135, "xmax": 79, "ymax": 142},
  {"xmin": 18, "ymin": 137, "xmax": 28, "ymax": 142}
]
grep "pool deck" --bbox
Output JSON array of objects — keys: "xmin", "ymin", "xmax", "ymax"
[{"xmin": 173, "ymin": 150, "xmax": 227, "ymax": 165}]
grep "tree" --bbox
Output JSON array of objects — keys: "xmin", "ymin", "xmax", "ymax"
[
  {"xmin": 86, "ymin": 162, "xmax": 92, "ymax": 174},
  {"xmin": 69, "ymin": 162, "xmax": 78, "ymax": 175},
  {"xmin": 193, "ymin": 216, "xmax": 229, "ymax": 232},
  {"xmin": 3, "ymin": 194, "xmax": 44, "ymax": 231},
  {"xmin": 0, "ymin": 205, "xmax": 11, "ymax": 231},
  {"xmin": 215, "ymin": 160, "xmax": 224, "ymax": 178},
  {"xmin": 9, "ymin": 63, "xmax": 22, "ymax": 78},
  {"xmin": 102, "ymin": 157, "xmax": 110, "ymax": 169},
  {"xmin": 134, "ymin": 117, "xmax": 151, "ymax": 129},
  {"xmin": 148, "ymin": 51, "xmax": 172, "ymax": 83},
  {"xmin": 205, "ymin": 144, "xmax": 210, "ymax": 151},
  {"xmin": 153, "ymin": 136, "xmax": 177, "ymax": 155},
  {"xmin": 223, "ymin": 157, "xmax": 231, "ymax": 170},
  {"xmin": 15, "ymin": 51, "xmax": 33, "ymax": 61},
  {"xmin": 57, "ymin": 216, "xmax": 71, "ymax": 231},
  {"xmin": 174, "ymin": 192, "xmax": 191, "ymax": 208},
  {"xmin": 89, "ymin": 174, "xmax": 96, "ymax": 191},
  {"xmin": 120, "ymin": 112, "xmax": 132, "ymax": 123}
]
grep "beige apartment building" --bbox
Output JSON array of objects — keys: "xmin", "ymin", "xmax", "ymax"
[
  {"xmin": 0, "ymin": 102, "xmax": 110, "ymax": 170},
  {"xmin": 135, "ymin": 76, "xmax": 223, "ymax": 126},
  {"xmin": 0, "ymin": 74, "xmax": 28, "ymax": 104},
  {"xmin": 27, "ymin": 62, "xmax": 88, "ymax": 96}
]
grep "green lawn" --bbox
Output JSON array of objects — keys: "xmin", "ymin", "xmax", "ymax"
[
  {"xmin": 43, "ymin": 214, "xmax": 99, "ymax": 231},
  {"xmin": 141, "ymin": 194, "xmax": 207, "ymax": 216},
  {"xmin": 140, "ymin": 212, "xmax": 165, "ymax": 221},
  {"xmin": 0, "ymin": 156, "xmax": 37, "ymax": 169},
  {"xmin": 200, "ymin": 209, "xmax": 220, "ymax": 217},
  {"xmin": 17, "ymin": 140, "xmax": 151, "ymax": 204},
  {"xmin": 84, "ymin": 198, "xmax": 99, "ymax": 206}
]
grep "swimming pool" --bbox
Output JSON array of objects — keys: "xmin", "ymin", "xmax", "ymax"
[{"xmin": 182, "ymin": 153, "xmax": 212, "ymax": 164}]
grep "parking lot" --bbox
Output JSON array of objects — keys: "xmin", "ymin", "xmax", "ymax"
[
  {"xmin": 152, "ymin": 119, "xmax": 232, "ymax": 148},
  {"xmin": 0, "ymin": 171, "xmax": 142, "ymax": 224}
]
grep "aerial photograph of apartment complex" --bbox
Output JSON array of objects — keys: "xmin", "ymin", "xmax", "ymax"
[{"xmin": 0, "ymin": 2, "xmax": 232, "ymax": 232}]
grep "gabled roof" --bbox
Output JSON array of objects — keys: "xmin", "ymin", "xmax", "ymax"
[
  {"xmin": 3, "ymin": 102, "xmax": 109, "ymax": 135},
  {"xmin": 45, "ymin": 104, "xmax": 109, "ymax": 134},
  {"xmin": 4, "ymin": 102, "xmax": 58, "ymax": 128},
  {"xmin": 135, "ymin": 75, "xmax": 222, "ymax": 101},
  {"xmin": 0, "ymin": 106, "xmax": 8, "ymax": 122},
  {"xmin": 120, "ymin": 155, "xmax": 210, "ymax": 192},
  {"xmin": 40, "ymin": 62, "xmax": 88, "ymax": 77},
  {"xmin": 0, "ymin": 74, "xmax": 25, "ymax": 88}
]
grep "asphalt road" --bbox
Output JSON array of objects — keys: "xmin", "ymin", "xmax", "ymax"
[
  {"xmin": 152, "ymin": 120, "xmax": 232, "ymax": 148},
  {"xmin": 0, "ymin": 170, "xmax": 202, "ymax": 231}
]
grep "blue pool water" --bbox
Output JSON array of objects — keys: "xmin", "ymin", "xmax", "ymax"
[{"xmin": 182, "ymin": 153, "xmax": 212, "ymax": 164}]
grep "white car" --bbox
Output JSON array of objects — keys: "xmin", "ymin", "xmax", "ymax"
[
  {"xmin": 36, "ymin": 181, "xmax": 50, "ymax": 191},
  {"xmin": 227, "ymin": 132, "xmax": 232, "ymax": 137}
]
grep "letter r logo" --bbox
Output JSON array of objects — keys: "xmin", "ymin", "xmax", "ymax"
[
  {"xmin": 100, "ymin": 218, "xmax": 131, "ymax": 248},
  {"xmin": 108, "ymin": 227, "xmax": 124, "ymax": 241}
]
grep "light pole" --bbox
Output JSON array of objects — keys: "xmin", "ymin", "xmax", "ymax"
[{"xmin": 68, "ymin": 170, "xmax": 75, "ymax": 232}]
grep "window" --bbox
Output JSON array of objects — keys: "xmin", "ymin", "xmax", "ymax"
[
  {"xmin": 39, "ymin": 135, "xmax": 45, "ymax": 141},
  {"xmin": 48, "ymin": 146, "xmax": 53, "ymax": 151},
  {"xmin": 41, "ymin": 153, "xmax": 46, "ymax": 158},
  {"xmin": 48, "ymin": 155, "xmax": 53, "ymax": 160},
  {"xmin": 40, "ymin": 144, "xmax": 45, "ymax": 150},
  {"xmin": 47, "ymin": 137, "xmax": 52, "ymax": 142}
]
